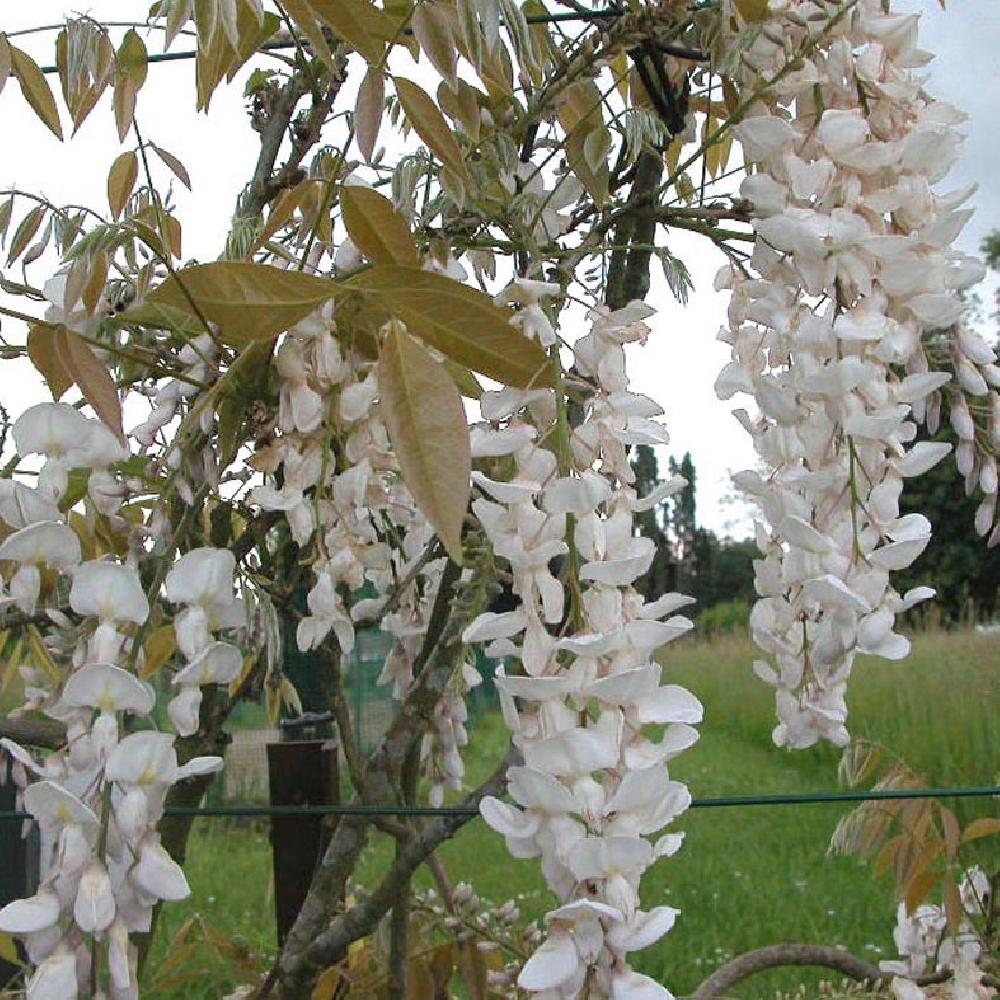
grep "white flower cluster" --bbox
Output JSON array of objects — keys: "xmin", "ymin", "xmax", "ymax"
[
  {"xmin": 253, "ymin": 302, "xmax": 474, "ymax": 804},
  {"xmin": 716, "ymin": 0, "xmax": 984, "ymax": 747},
  {"xmin": 883, "ymin": 868, "xmax": 991, "ymax": 1000},
  {"xmin": 464, "ymin": 290, "xmax": 699, "ymax": 998},
  {"xmin": 163, "ymin": 548, "xmax": 245, "ymax": 736},
  {"xmin": 0, "ymin": 405, "xmax": 225, "ymax": 1000}
]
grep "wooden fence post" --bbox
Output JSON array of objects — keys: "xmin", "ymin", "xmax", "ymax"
[
  {"xmin": 266, "ymin": 713, "xmax": 339, "ymax": 945},
  {"xmin": 0, "ymin": 758, "xmax": 38, "ymax": 987}
]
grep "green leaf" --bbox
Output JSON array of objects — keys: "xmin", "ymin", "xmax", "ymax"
[
  {"xmin": 379, "ymin": 322, "xmax": 470, "ymax": 563},
  {"xmin": 444, "ymin": 359, "xmax": 483, "ymax": 399},
  {"xmin": 9, "ymin": 44, "xmax": 63, "ymax": 139},
  {"xmin": 341, "ymin": 186, "xmax": 418, "ymax": 267},
  {"xmin": 143, "ymin": 261, "xmax": 335, "ymax": 344},
  {"xmin": 348, "ymin": 266, "xmax": 552, "ymax": 389},
  {"xmin": 394, "ymin": 77, "xmax": 469, "ymax": 181},
  {"xmin": 217, "ymin": 339, "xmax": 274, "ymax": 465},
  {"xmin": 107, "ymin": 150, "xmax": 138, "ymax": 220},
  {"xmin": 0, "ymin": 932, "xmax": 20, "ymax": 967}
]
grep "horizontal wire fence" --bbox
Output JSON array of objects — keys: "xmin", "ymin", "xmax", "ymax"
[
  {"xmin": 2, "ymin": 634, "xmax": 998, "ymax": 821},
  {"xmin": 0, "ymin": 786, "xmax": 998, "ymax": 823}
]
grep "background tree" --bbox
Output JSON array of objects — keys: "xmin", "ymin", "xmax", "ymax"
[{"xmin": 631, "ymin": 444, "xmax": 675, "ymax": 601}]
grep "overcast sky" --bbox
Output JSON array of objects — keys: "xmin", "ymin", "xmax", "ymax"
[{"xmin": 1, "ymin": 1, "xmax": 996, "ymax": 536}]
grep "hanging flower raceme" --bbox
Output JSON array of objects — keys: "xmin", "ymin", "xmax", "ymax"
[
  {"xmin": 250, "ymin": 301, "xmax": 465, "ymax": 800},
  {"xmin": 0, "ymin": 533, "xmax": 224, "ymax": 999},
  {"xmin": 0, "ymin": 356, "xmax": 237, "ymax": 998},
  {"xmin": 464, "ymin": 300, "xmax": 698, "ymax": 999},
  {"xmin": 716, "ymin": 0, "xmax": 984, "ymax": 747},
  {"xmin": 163, "ymin": 547, "xmax": 243, "ymax": 736}
]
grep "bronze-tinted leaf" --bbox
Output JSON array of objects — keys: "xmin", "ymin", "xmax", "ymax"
[
  {"xmin": 444, "ymin": 359, "xmax": 483, "ymax": 399},
  {"xmin": 194, "ymin": 0, "xmax": 220, "ymax": 48},
  {"xmin": 117, "ymin": 300, "xmax": 209, "ymax": 338},
  {"xmin": 56, "ymin": 328, "xmax": 124, "ymax": 441},
  {"xmin": 394, "ymin": 77, "xmax": 468, "ymax": 181},
  {"xmin": 308, "ymin": 0, "xmax": 391, "ymax": 65},
  {"xmin": 412, "ymin": 4, "xmax": 457, "ymax": 86},
  {"xmin": 9, "ymin": 45, "xmax": 63, "ymax": 139},
  {"xmin": 218, "ymin": 0, "xmax": 241, "ymax": 49},
  {"xmin": 904, "ymin": 870, "xmax": 939, "ymax": 914},
  {"xmin": 939, "ymin": 805, "xmax": 960, "ymax": 861},
  {"xmin": 355, "ymin": 67, "xmax": 384, "ymax": 164},
  {"xmin": 82, "ymin": 251, "xmax": 110, "ymax": 314},
  {"xmin": 340, "ymin": 186, "xmax": 418, "ymax": 267},
  {"xmin": 6, "ymin": 205, "xmax": 45, "ymax": 266},
  {"xmin": 150, "ymin": 143, "xmax": 192, "ymax": 190},
  {"xmin": 280, "ymin": 0, "xmax": 336, "ymax": 68},
  {"xmin": 348, "ymin": 266, "xmax": 552, "ymax": 389},
  {"xmin": 379, "ymin": 322, "xmax": 470, "ymax": 563},
  {"xmin": 144, "ymin": 261, "xmax": 335, "ymax": 343},
  {"xmin": 107, "ymin": 150, "xmax": 139, "ymax": 220},
  {"xmin": 943, "ymin": 878, "xmax": 964, "ymax": 930},
  {"xmin": 141, "ymin": 624, "xmax": 177, "ymax": 679},
  {"xmin": 558, "ymin": 80, "xmax": 608, "ymax": 205},
  {"xmin": 734, "ymin": 0, "xmax": 769, "ymax": 21},
  {"xmin": 252, "ymin": 179, "xmax": 317, "ymax": 251},
  {"xmin": 113, "ymin": 30, "xmax": 148, "ymax": 140},
  {"xmin": 27, "ymin": 325, "xmax": 72, "ymax": 399},
  {"xmin": 961, "ymin": 817, "xmax": 1000, "ymax": 842},
  {"xmin": 0, "ymin": 197, "xmax": 13, "ymax": 244},
  {"xmin": 62, "ymin": 255, "xmax": 91, "ymax": 313},
  {"xmin": 165, "ymin": 0, "xmax": 194, "ymax": 48},
  {"xmin": 67, "ymin": 33, "xmax": 115, "ymax": 134},
  {"xmin": 194, "ymin": 30, "xmax": 235, "ymax": 111},
  {"xmin": 0, "ymin": 36, "xmax": 12, "ymax": 101}
]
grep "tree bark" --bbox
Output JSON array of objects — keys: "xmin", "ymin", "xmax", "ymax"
[
  {"xmin": 688, "ymin": 942, "xmax": 962, "ymax": 1000},
  {"xmin": 274, "ymin": 553, "xmax": 502, "ymax": 996},
  {"xmin": 0, "ymin": 717, "xmax": 66, "ymax": 750}
]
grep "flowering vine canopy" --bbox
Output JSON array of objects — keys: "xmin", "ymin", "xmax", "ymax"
[{"xmin": 0, "ymin": 0, "xmax": 992, "ymax": 997}]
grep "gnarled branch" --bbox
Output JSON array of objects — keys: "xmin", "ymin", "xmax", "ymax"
[
  {"xmin": 688, "ymin": 943, "xmax": 960, "ymax": 1000},
  {"xmin": 0, "ymin": 717, "xmax": 66, "ymax": 750}
]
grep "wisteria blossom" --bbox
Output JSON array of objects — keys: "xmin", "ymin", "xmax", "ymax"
[
  {"xmin": 463, "ymin": 300, "xmax": 698, "ymax": 997},
  {"xmin": 717, "ymin": 0, "xmax": 988, "ymax": 747},
  {"xmin": 883, "ymin": 868, "xmax": 992, "ymax": 1000}
]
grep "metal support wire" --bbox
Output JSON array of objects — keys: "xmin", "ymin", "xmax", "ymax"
[{"xmin": 0, "ymin": 784, "xmax": 996, "ymax": 823}]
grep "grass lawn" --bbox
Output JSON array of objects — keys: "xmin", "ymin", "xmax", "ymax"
[{"xmin": 136, "ymin": 629, "xmax": 998, "ymax": 996}]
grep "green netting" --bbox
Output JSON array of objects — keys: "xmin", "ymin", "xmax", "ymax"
[{"xmin": 342, "ymin": 627, "xmax": 500, "ymax": 754}]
